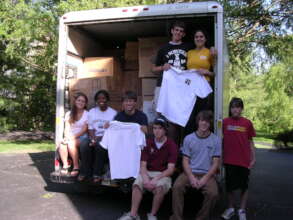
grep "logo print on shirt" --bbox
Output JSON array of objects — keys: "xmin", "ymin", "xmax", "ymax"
[
  {"xmin": 227, "ymin": 125, "xmax": 246, "ymax": 132},
  {"xmin": 185, "ymin": 79, "xmax": 191, "ymax": 85},
  {"xmin": 166, "ymin": 49, "xmax": 187, "ymax": 70}
]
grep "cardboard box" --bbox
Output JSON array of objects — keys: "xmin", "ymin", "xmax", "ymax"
[
  {"xmin": 138, "ymin": 37, "xmax": 168, "ymax": 78},
  {"xmin": 78, "ymin": 57, "xmax": 114, "ymax": 79},
  {"xmin": 125, "ymin": 41, "xmax": 138, "ymax": 61},
  {"xmin": 143, "ymin": 100, "xmax": 157, "ymax": 123},
  {"xmin": 142, "ymin": 78, "xmax": 157, "ymax": 96}
]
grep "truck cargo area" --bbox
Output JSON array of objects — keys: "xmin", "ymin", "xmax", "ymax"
[{"xmin": 65, "ymin": 16, "xmax": 215, "ymax": 111}]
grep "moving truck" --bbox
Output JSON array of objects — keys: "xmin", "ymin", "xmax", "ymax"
[{"xmin": 51, "ymin": 1, "xmax": 229, "ymax": 185}]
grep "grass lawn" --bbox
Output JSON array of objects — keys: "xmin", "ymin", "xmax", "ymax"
[{"xmin": 0, "ymin": 140, "xmax": 55, "ymax": 153}]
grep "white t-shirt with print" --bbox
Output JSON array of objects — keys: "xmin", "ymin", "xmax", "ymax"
[
  {"xmin": 156, "ymin": 67, "xmax": 212, "ymax": 127},
  {"xmin": 100, "ymin": 121, "xmax": 146, "ymax": 179},
  {"xmin": 88, "ymin": 107, "xmax": 117, "ymax": 137},
  {"xmin": 65, "ymin": 110, "xmax": 88, "ymax": 136}
]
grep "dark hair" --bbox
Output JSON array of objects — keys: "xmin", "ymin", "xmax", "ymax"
[
  {"xmin": 195, "ymin": 110, "xmax": 213, "ymax": 131},
  {"xmin": 122, "ymin": 90, "xmax": 137, "ymax": 102},
  {"xmin": 94, "ymin": 90, "xmax": 110, "ymax": 102},
  {"xmin": 193, "ymin": 29, "xmax": 209, "ymax": 47},
  {"xmin": 229, "ymin": 97, "xmax": 244, "ymax": 117},
  {"xmin": 69, "ymin": 92, "xmax": 88, "ymax": 124},
  {"xmin": 153, "ymin": 115, "xmax": 169, "ymax": 131},
  {"xmin": 172, "ymin": 21, "xmax": 186, "ymax": 31}
]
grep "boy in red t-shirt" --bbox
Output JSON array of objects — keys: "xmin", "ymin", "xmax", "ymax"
[
  {"xmin": 118, "ymin": 116, "xmax": 178, "ymax": 220},
  {"xmin": 221, "ymin": 98, "xmax": 256, "ymax": 220}
]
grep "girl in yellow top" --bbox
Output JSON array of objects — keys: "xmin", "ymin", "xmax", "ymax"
[
  {"xmin": 184, "ymin": 30, "xmax": 217, "ymax": 136},
  {"xmin": 187, "ymin": 30, "xmax": 217, "ymax": 82}
]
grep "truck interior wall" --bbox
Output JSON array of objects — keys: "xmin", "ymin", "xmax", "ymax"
[
  {"xmin": 66, "ymin": 16, "xmax": 216, "ymax": 119},
  {"xmin": 68, "ymin": 27, "xmax": 102, "ymax": 57}
]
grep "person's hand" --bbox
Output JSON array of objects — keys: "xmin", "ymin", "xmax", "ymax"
[
  {"xmin": 197, "ymin": 69, "xmax": 213, "ymax": 76},
  {"xmin": 61, "ymin": 138, "xmax": 68, "ymax": 145},
  {"xmin": 143, "ymin": 178, "xmax": 154, "ymax": 191},
  {"xmin": 149, "ymin": 177, "xmax": 159, "ymax": 189},
  {"xmin": 210, "ymin": 47, "xmax": 217, "ymax": 58},
  {"xmin": 197, "ymin": 176, "xmax": 208, "ymax": 189},
  {"xmin": 162, "ymin": 63, "xmax": 171, "ymax": 71},
  {"xmin": 89, "ymin": 137, "xmax": 97, "ymax": 146},
  {"xmin": 189, "ymin": 175, "xmax": 199, "ymax": 189},
  {"xmin": 104, "ymin": 122, "xmax": 110, "ymax": 129},
  {"xmin": 249, "ymin": 158, "xmax": 256, "ymax": 169}
]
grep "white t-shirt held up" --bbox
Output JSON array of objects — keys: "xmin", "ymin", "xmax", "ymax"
[
  {"xmin": 100, "ymin": 121, "xmax": 146, "ymax": 179},
  {"xmin": 156, "ymin": 67, "xmax": 212, "ymax": 127}
]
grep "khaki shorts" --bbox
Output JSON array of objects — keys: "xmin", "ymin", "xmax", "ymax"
[{"xmin": 133, "ymin": 171, "xmax": 172, "ymax": 194}]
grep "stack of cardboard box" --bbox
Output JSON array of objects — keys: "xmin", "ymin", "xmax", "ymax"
[{"xmin": 138, "ymin": 37, "xmax": 168, "ymax": 122}]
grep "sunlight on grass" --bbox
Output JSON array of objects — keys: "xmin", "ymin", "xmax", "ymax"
[
  {"xmin": 255, "ymin": 143, "xmax": 274, "ymax": 149},
  {"xmin": 0, "ymin": 140, "xmax": 55, "ymax": 153}
]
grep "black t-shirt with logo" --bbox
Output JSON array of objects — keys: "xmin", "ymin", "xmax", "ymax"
[{"xmin": 155, "ymin": 42, "xmax": 194, "ymax": 86}]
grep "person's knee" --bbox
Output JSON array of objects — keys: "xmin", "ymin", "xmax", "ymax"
[
  {"xmin": 154, "ymin": 186, "xmax": 165, "ymax": 195},
  {"xmin": 206, "ymin": 188, "xmax": 218, "ymax": 199},
  {"xmin": 133, "ymin": 184, "xmax": 143, "ymax": 194}
]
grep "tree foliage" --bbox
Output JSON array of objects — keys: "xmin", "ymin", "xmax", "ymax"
[{"xmin": 0, "ymin": 0, "xmax": 292, "ymax": 135}]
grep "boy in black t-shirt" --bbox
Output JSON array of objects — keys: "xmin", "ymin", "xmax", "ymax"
[
  {"xmin": 115, "ymin": 91, "xmax": 148, "ymax": 134},
  {"xmin": 152, "ymin": 21, "xmax": 193, "ymax": 144}
]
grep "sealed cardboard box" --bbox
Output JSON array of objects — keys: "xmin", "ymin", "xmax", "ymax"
[
  {"xmin": 142, "ymin": 78, "xmax": 157, "ymax": 96},
  {"xmin": 138, "ymin": 37, "xmax": 168, "ymax": 78},
  {"xmin": 125, "ymin": 41, "xmax": 138, "ymax": 61},
  {"xmin": 78, "ymin": 57, "xmax": 114, "ymax": 79}
]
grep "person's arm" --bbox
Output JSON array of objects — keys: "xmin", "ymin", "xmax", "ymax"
[
  {"xmin": 140, "ymin": 161, "xmax": 154, "ymax": 190},
  {"xmin": 182, "ymin": 156, "xmax": 199, "ymax": 188},
  {"xmin": 71, "ymin": 123, "xmax": 88, "ymax": 139},
  {"xmin": 197, "ymin": 157, "xmax": 220, "ymax": 189},
  {"xmin": 209, "ymin": 47, "xmax": 217, "ymax": 66},
  {"xmin": 249, "ymin": 139, "xmax": 256, "ymax": 168},
  {"xmin": 140, "ymin": 125, "xmax": 148, "ymax": 134},
  {"xmin": 63, "ymin": 120, "xmax": 72, "ymax": 142},
  {"xmin": 140, "ymin": 161, "xmax": 150, "ymax": 182},
  {"xmin": 152, "ymin": 63, "xmax": 171, "ymax": 73},
  {"xmin": 197, "ymin": 68, "xmax": 214, "ymax": 76}
]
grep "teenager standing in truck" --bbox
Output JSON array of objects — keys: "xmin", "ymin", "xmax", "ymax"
[
  {"xmin": 152, "ymin": 21, "xmax": 193, "ymax": 143},
  {"xmin": 184, "ymin": 29, "xmax": 217, "ymax": 136}
]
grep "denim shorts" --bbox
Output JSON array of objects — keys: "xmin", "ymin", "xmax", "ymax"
[{"xmin": 79, "ymin": 134, "xmax": 88, "ymax": 142}]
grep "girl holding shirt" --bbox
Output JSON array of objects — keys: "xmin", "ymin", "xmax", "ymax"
[
  {"xmin": 59, "ymin": 93, "xmax": 89, "ymax": 177},
  {"xmin": 185, "ymin": 30, "xmax": 217, "ymax": 136}
]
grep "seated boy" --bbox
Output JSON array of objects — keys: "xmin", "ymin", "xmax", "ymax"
[
  {"xmin": 170, "ymin": 110, "xmax": 221, "ymax": 220},
  {"xmin": 118, "ymin": 116, "xmax": 178, "ymax": 220}
]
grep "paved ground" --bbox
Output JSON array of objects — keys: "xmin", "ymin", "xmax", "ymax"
[{"xmin": 0, "ymin": 148, "xmax": 292, "ymax": 220}]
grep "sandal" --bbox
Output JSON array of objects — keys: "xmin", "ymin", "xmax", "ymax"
[
  {"xmin": 60, "ymin": 167, "xmax": 70, "ymax": 176},
  {"xmin": 71, "ymin": 168, "xmax": 80, "ymax": 177}
]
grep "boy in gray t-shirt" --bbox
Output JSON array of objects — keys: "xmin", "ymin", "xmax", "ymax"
[{"xmin": 170, "ymin": 110, "xmax": 221, "ymax": 220}]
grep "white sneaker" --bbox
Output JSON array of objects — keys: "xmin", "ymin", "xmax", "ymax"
[
  {"xmin": 238, "ymin": 209, "xmax": 247, "ymax": 220},
  {"xmin": 221, "ymin": 208, "xmax": 235, "ymax": 219},
  {"xmin": 117, "ymin": 212, "xmax": 140, "ymax": 220},
  {"xmin": 147, "ymin": 213, "xmax": 157, "ymax": 220}
]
